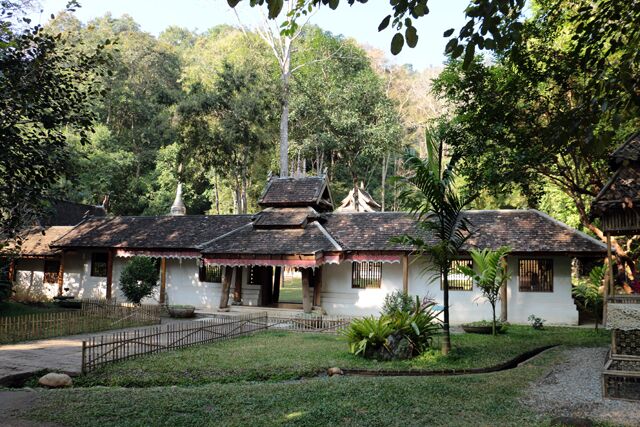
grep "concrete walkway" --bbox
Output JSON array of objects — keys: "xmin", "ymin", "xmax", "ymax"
[{"xmin": 0, "ymin": 318, "xmax": 196, "ymax": 386}]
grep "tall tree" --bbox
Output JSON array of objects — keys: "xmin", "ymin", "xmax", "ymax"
[{"xmin": 0, "ymin": 1, "xmax": 110, "ymax": 240}]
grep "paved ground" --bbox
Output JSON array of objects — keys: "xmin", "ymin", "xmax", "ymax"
[
  {"xmin": 521, "ymin": 347, "xmax": 640, "ymax": 426},
  {"xmin": 0, "ymin": 318, "xmax": 196, "ymax": 385}
]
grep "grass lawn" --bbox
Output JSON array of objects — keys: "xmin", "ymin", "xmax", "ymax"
[
  {"xmin": 0, "ymin": 301, "xmax": 66, "ymax": 317},
  {"xmin": 75, "ymin": 326, "xmax": 609, "ymax": 387},
  {"xmin": 27, "ymin": 348, "xmax": 577, "ymax": 427},
  {"xmin": 278, "ymin": 286, "xmax": 302, "ymax": 303}
]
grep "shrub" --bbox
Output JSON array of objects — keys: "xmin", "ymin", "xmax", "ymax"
[
  {"xmin": 572, "ymin": 265, "xmax": 604, "ymax": 330},
  {"xmin": 0, "ymin": 279, "xmax": 12, "ymax": 303},
  {"xmin": 119, "ymin": 257, "xmax": 159, "ymax": 304},
  {"xmin": 343, "ymin": 295, "xmax": 442, "ymax": 360},
  {"xmin": 528, "ymin": 314, "xmax": 545, "ymax": 330},
  {"xmin": 382, "ymin": 290, "xmax": 416, "ymax": 316}
]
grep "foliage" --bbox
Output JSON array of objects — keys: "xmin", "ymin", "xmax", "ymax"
[
  {"xmin": 343, "ymin": 296, "xmax": 441, "ymax": 360},
  {"xmin": 464, "ymin": 319, "xmax": 509, "ymax": 332},
  {"xmin": 381, "ymin": 290, "xmax": 415, "ymax": 316},
  {"xmin": 0, "ymin": 2, "xmax": 110, "ymax": 239},
  {"xmin": 457, "ymin": 246, "xmax": 511, "ymax": 335},
  {"xmin": 392, "ymin": 129, "xmax": 475, "ymax": 354},
  {"xmin": 229, "ymin": 0, "xmax": 527, "ymax": 66},
  {"xmin": 119, "ymin": 257, "xmax": 159, "ymax": 304},
  {"xmin": 431, "ymin": 0, "xmax": 639, "ymax": 268},
  {"xmin": 0, "ymin": 280, "xmax": 12, "ymax": 303},
  {"xmin": 341, "ymin": 316, "xmax": 394, "ymax": 357},
  {"xmin": 572, "ymin": 265, "xmax": 604, "ymax": 330},
  {"xmin": 527, "ymin": 315, "xmax": 545, "ymax": 330}
]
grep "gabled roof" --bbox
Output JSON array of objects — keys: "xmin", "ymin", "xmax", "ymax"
[
  {"xmin": 51, "ymin": 215, "xmax": 252, "ymax": 250},
  {"xmin": 322, "ymin": 210, "xmax": 606, "ymax": 255},
  {"xmin": 336, "ymin": 186, "xmax": 381, "ymax": 212},
  {"xmin": 252, "ymin": 207, "xmax": 320, "ymax": 228},
  {"xmin": 41, "ymin": 200, "xmax": 106, "ymax": 226},
  {"xmin": 258, "ymin": 176, "xmax": 334, "ymax": 211},
  {"xmin": 199, "ymin": 221, "xmax": 340, "ymax": 255}
]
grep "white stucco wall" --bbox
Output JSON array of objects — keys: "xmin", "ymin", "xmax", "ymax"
[
  {"xmin": 14, "ymin": 259, "xmax": 57, "ymax": 300},
  {"xmin": 320, "ymin": 255, "xmax": 578, "ymax": 325}
]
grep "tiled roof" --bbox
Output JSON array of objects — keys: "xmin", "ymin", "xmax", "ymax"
[
  {"xmin": 200, "ymin": 222, "xmax": 340, "ymax": 255},
  {"xmin": 3, "ymin": 226, "xmax": 75, "ymax": 256},
  {"xmin": 253, "ymin": 207, "xmax": 319, "ymax": 228},
  {"xmin": 258, "ymin": 176, "xmax": 333, "ymax": 210},
  {"xmin": 323, "ymin": 210, "xmax": 606, "ymax": 254},
  {"xmin": 42, "ymin": 200, "xmax": 106, "ymax": 226},
  {"xmin": 610, "ymin": 132, "xmax": 640, "ymax": 166},
  {"xmin": 52, "ymin": 215, "xmax": 252, "ymax": 250}
]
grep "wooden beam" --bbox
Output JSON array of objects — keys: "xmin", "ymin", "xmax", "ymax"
[
  {"xmin": 402, "ymin": 253, "xmax": 409, "ymax": 294},
  {"xmin": 8, "ymin": 258, "xmax": 15, "ymax": 282},
  {"xmin": 106, "ymin": 249, "xmax": 114, "ymax": 300},
  {"xmin": 272, "ymin": 266, "xmax": 281, "ymax": 304},
  {"xmin": 57, "ymin": 254, "xmax": 65, "ymax": 297},
  {"xmin": 159, "ymin": 257, "xmax": 167, "ymax": 304},
  {"xmin": 313, "ymin": 267, "xmax": 323, "ymax": 307},
  {"xmin": 607, "ymin": 233, "xmax": 615, "ymax": 297},
  {"xmin": 301, "ymin": 268, "xmax": 312, "ymax": 313},
  {"xmin": 233, "ymin": 266, "xmax": 243, "ymax": 303},
  {"xmin": 218, "ymin": 266, "xmax": 234, "ymax": 310}
]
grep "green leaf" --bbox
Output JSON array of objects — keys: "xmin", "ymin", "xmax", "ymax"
[
  {"xmin": 462, "ymin": 43, "xmax": 475, "ymax": 68},
  {"xmin": 390, "ymin": 33, "xmax": 404, "ymax": 55},
  {"xmin": 378, "ymin": 15, "xmax": 391, "ymax": 31},
  {"xmin": 443, "ymin": 28, "xmax": 455, "ymax": 38},
  {"xmin": 267, "ymin": 0, "xmax": 284, "ymax": 19},
  {"xmin": 405, "ymin": 26, "xmax": 418, "ymax": 48},
  {"xmin": 328, "ymin": 0, "xmax": 339, "ymax": 9},
  {"xmin": 227, "ymin": 0, "xmax": 241, "ymax": 7}
]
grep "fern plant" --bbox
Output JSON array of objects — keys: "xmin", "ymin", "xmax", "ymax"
[
  {"xmin": 341, "ymin": 316, "xmax": 394, "ymax": 357},
  {"xmin": 572, "ymin": 265, "xmax": 604, "ymax": 330}
]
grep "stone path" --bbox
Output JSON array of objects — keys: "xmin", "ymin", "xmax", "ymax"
[{"xmin": 0, "ymin": 318, "xmax": 196, "ymax": 386}]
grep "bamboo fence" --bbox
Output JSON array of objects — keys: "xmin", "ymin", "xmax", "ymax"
[{"xmin": 0, "ymin": 300, "xmax": 161, "ymax": 344}]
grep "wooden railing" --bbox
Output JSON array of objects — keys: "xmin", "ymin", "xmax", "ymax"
[
  {"xmin": 607, "ymin": 294, "xmax": 640, "ymax": 304},
  {"xmin": 82, "ymin": 312, "xmax": 268, "ymax": 373},
  {"xmin": 0, "ymin": 300, "xmax": 161, "ymax": 344}
]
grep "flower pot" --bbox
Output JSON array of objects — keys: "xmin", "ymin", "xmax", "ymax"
[
  {"xmin": 461, "ymin": 324, "xmax": 503, "ymax": 334},
  {"xmin": 167, "ymin": 305, "xmax": 196, "ymax": 318}
]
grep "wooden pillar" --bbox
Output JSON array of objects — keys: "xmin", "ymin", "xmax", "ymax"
[
  {"xmin": 159, "ymin": 257, "xmax": 167, "ymax": 304},
  {"xmin": 301, "ymin": 268, "xmax": 312, "ymax": 313},
  {"xmin": 218, "ymin": 266, "xmax": 233, "ymax": 310},
  {"xmin": 8, "ymin": 258, "xmax": 15, "ymax": 282},
  {"xmin": 402, "ymin": 253, "xmax": 409, "ymax": 294},
  {"xmin": 233, "ymin": 267, "xmax": 243, "ymax": 303},
  {"xmin": 500, "ymin": 257, "xmax": 508, "ymax": 322},
  {"xmin": 106, "ymin": 249, "xmax": 114, "ymax": 300},
  {"xmin": 272, "ymin": 266, "xmax": 282, "ymax": 304},
  {"xmin": 313, "ymin": 267, "xmax": 323, "ymax": 307},
  {"xmin": 604, "ymin": 233, "xmax": 614, "ymax": 327},
  {"xmin": 607, "ymin": 233, "xmax": 615, "ymax": 297},
  {"xmin": 57, "ymin": 254, "xmax": 65, "ymax": 297}
]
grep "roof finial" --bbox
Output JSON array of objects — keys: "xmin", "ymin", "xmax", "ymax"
[{"xmin": 170, "ymin": 164, "xmax": 186, "ymax": 216}]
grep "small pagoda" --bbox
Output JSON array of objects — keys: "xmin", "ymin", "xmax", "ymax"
[{"xmin": 591, "ymin": 131, "xmax": 640, "ymax": 401}]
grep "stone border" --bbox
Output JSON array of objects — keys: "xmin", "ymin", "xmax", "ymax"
[{"xmin": 341, "ymin": 345, "xmax": 557, "ymax": 377}]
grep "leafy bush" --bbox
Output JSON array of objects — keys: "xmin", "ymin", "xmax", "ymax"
[
  {"xmin": 119, "ymin": 257, "xmax": 159, "ymax": 304},
  {"xmin": 528, "ymin": 314, "xmax": 545, "ymax": 330},
  {"xmin": 463, "ymin": 320, "xmax": 509, "ymax": 333},
  {"xmin": 0, "ymin": 279, "xmax": 12, "ymax": 303},
  {"xmin": 343, "ymin": 295, "xmax": 442, "ymax": 360},
  {"xmin": 382, "ymin": 290, "xmax": 416, "ymax": 316},
  {"xmin": 572, "ymin": 266, "xmax": 604, "ymax": 329}
]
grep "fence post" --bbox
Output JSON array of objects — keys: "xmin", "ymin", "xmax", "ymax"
[{"xmin": 81, "ymin": 340, "xmax": 87, "ymax": 374}]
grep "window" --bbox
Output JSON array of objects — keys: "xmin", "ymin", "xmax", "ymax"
[
  {"xmin": 352, "ymin": 262, "xmax": 382, "ymax": 289},
  {"xmin": 442, "ymin": 259, "xmax": 474, "ymax": 291},
  {"xmin": 199, "ymin": 264, "xmax": 223, "ymax": 283},
  {"xmin": 519, "ymin": 259, "xmax": 553, "ymax": 292},
  {"xmin": 43, "ymin": 260, "xmax": 60, "ymax": 284},
  {"xmin": 91, "ymin": 253, "xmax": 108, "ymax": 277}
]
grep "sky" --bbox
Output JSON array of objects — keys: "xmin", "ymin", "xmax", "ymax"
[{"xmin": 30, "ymin": 0, "xmax": 470, "ymax": 70}]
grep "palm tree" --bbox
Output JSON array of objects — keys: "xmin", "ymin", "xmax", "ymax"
[{"xmin": 392, "ymin": 130, "xmax": 475, "ymax": 354}]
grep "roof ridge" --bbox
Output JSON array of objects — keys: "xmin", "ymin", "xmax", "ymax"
[
  {"xmin": 314, "ymin": 221, "xmax": 342, "ymax": 251},
  {"xmin": 197, "ymin": 222, "xmax": 253, "ymax": 250}
]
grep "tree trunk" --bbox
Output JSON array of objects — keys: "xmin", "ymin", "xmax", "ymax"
[
  {"xmin": 442, "ymin": 268, "xmax": 451, "ymax": 355},
  {"xmin": 381, "ymin": 153, "xmax": 389, "ymax": 212},
  {"xmin": 214, "ymin": 173, "xmax": 220, "ymax": 215},
  {"xmin": 491, "ymin": 302, "xmax": 497, "ymax": 336},
  {"xmin": 279, "ymin": 53, "xmax": 291, "ymax": 177}
]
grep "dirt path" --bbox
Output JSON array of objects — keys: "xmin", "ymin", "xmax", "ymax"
[{"xmin": 521, "ymin": 347, "xmax": 640, "ymax": 426}]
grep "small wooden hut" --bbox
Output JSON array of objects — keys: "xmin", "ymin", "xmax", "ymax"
[{"xmin": 591, "ymin": 131, "xmax": 640, "ymax": 401}]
